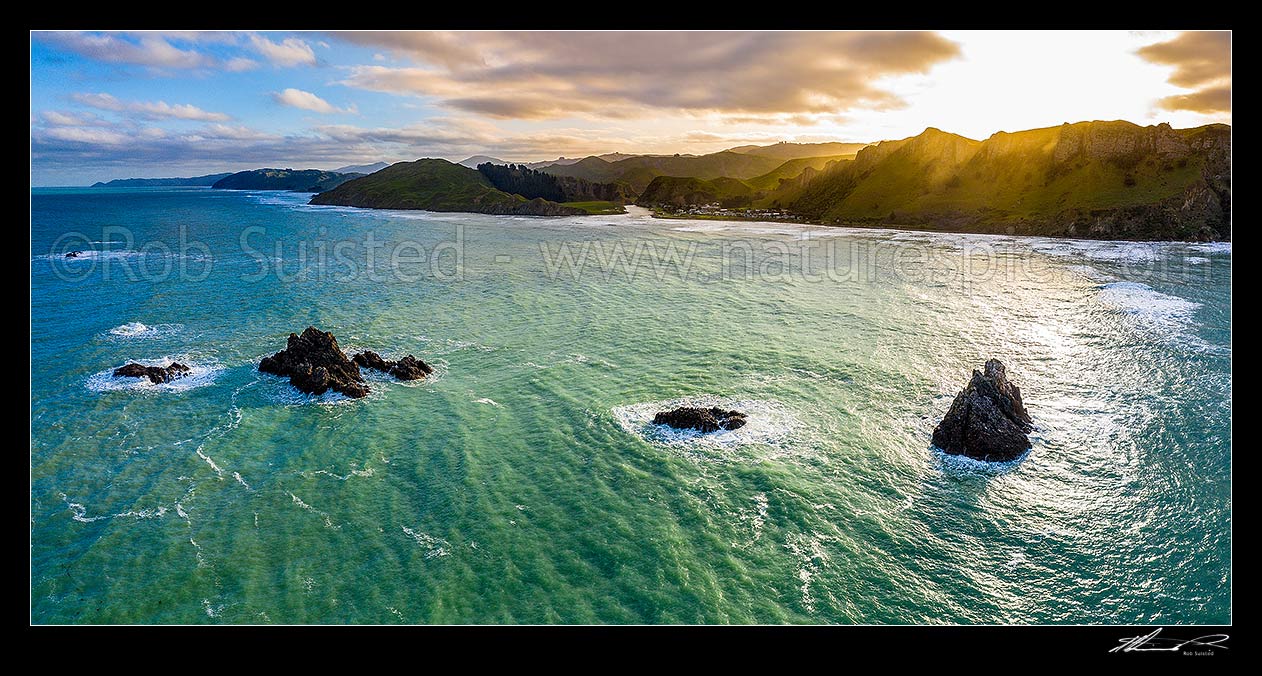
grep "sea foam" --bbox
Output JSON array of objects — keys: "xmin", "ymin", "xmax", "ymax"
[
  {"xmin": 612, "ymin": 395, "xmax": 798, "ymax": 457},
  {"xmin": 1186, "ymin": 241, "xmax": 1232, "ymax": 254},
  {"xmin": 86, "ymin": 356, "xmax": 223, "ymax": 393},
  {"xmin": 106, "ymin": 322, "xmax": 183, "ymax": 338},
  {"xmin": 1097, "ymin": 281, "xmax": 1201, "ymax": 323}
]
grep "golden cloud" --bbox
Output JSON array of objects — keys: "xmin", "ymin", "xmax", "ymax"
[
  {"xmin": 332, "ymin": 31, "xmax": 961, "ymax": 120},
  {"xmin": 1138, "ymin": 31, "xmax": 1231, "ymax": 114}
]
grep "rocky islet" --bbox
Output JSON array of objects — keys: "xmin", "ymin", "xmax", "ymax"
[
  {"xmin": 112, "ymin": 361, "xmax": 191, "ymax": 384},
  {"xmin": 652, "ymin": 406, "xmax": 748, "ymax": 433},
  {"xmin": 932, "ymin": 359, "xmax": 1034, "ymax": 461}
]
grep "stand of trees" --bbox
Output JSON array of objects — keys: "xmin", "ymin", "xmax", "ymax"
[{"xmin": 478, "ymin": 163, "xmax": 632, "ymax": 203}]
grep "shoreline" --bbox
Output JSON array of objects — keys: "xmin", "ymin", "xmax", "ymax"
[
  {"xmin": 31, "ymin": 187, "xmax": 1232, "ymax": 244},
  {"xmin": 642, "ymin": 208, "xmax": 1232, "ymax": 244}
]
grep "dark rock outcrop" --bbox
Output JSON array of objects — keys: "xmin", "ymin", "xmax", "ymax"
[
  {"xmin": 931, "ymin": 359, "xmax": 1033, "ymax": 461},
  {"xmin": 389, "ymin": 355, "xmax": 433, "ymax": 380},
  {"xmin": 352, "ymin": 350, "xmax": 433, "ymax": 381},
  {"xmin": 350, "ymin": 349, "xmax": 390, "ymax": 372},
  {"xmin": 259, "ymin": 327, "xmax": 369, "ymax": 398},
  {"xmin": 113, "ymin": 362, "xmax": 191, "ymax": 384},
  {"xmin": 652, "ymin": 406, "xmax": 747, "ymax": 433}
]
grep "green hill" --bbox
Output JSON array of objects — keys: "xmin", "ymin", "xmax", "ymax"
[
  {"xmin": 783, "ymin": 121, "xmax": 1230, "ymax": 240},
  {"xmin": 309, "ymin": 159, "xmax": 586, "ymax": 216},
  {"xmin": 212, "ymin": 168, "xmax": 362, "ymax": 192},
  {"xmin": 540, "ymin": 151, "xmax": 784, "ymax": 193},
  {"xmin": 727, "ymin": 141, "xmax": 870, "ymax": 161},
  {"xmin": 633, "ymin": 155, "xmax": 857, "ymax": 209},
  {"xmin": 636, "ymin": 176, "xmax": 755, "ymax": 208},
  {"xmin": 743, "ymin": 155, "xmax": 857, "ymax": 192}
]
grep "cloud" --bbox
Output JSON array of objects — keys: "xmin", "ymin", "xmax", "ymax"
[
  {"xmin": 36, "ymin": 31, "xmax": 273, "ymax": 73},
  {"xmin": 224, "ymin": 57, "xmax": 260, "ymax": 72},
  {"xmin": 42, "ymin": 126, "xmax": 130, "ymax": 146},
  {"xmin": 332, "ymin": 31, "xmax": 485, "ymax": 69},
  {"xmin": 131, "ymin": 102, "xmax": 230, "ymax": 121},
  {"xmin": 331, "ymin": 31, "xmax": 961, "ymax": 120},
  {"xmin": 40, "ymin": 110, "xmax": 109, "ymax": 127},
  {"xmin": 679, "ymin": 130, "xmax": 784, "ymax": 145},
  {"xmin": 38, "ymin": 31, "xmax": 217, "ymax": 69},
  {"xmin": 31, "ymin": 111, "xmax": 671, "ymax": 180},
  {"xmin": 721, "ymin": 113, "xmax": 846, "ymax": 127},
  {"xmin": 69, "ymin": 93, "xmax": 126, "ymax": 111},
  {"xmin": 37, "ymin": 31, "xmax": 320, "ymax": 71},
  {"xmin": 272, "ymin": 88, "xmax": 357, "ymax": 114},
  {"xmin": 1156, "ymin": 86, "xmax": 1231, "ymax": 115},
  {"xmin": 1138, "ymin": 31, "xmax": 1231, "ymax": 114},
  {"xmin": 71, "ymin": 92, "xmax": 231, "ymax": 121},
  {"xmin": 196, "ymin": 124, "xmax": 275, "ymax": 141},
  {"xmin": 248, "ymin": 34, "xmax": 317, "ymax": 67}
]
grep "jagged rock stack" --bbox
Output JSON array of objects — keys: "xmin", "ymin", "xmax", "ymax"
[
  {"xmin": 113, "ymin": 362, "xmax": 190, "ymax": 384},
  {"xmin": 653, "ymin": 406, "xmax": 747, "ymax": 433},
  {"xmin": 259, "ymin": 327, "xmax": 433, "ymax": 398},
  {"xmin": 932, "ymin": 359, "xmax": 1033, "ymax": 461},
  {"xmin": 351, "ymin": 350, "xmax": 433, "ymax": 381},
  {"xmin": 259, "ymin": 327, "xmax": 370, "ymax": 398}
]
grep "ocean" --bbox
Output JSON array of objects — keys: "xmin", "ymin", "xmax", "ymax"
[{"xmin": 30, "ymin": 187, "xmax": 1231, "ymax": 624}]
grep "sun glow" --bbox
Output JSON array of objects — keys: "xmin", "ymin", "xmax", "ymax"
[{"xmin": 726, "ymin": 30, "xmax": 1229, "ymax": 146}]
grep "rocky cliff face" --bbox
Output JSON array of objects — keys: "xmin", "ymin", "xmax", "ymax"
[
  {"xmin": 1044, "ymin": 122, "xmax": 1231, "ymax": 240},
  {"xmin": 1051, "ymin": 121, "xmax": 1223, "ymax": 163},
  {"xmin": 1049, "ymin": 180, "xmax": 1227, "ymax": 240}
]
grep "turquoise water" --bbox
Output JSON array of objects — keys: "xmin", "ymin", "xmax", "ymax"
[{"xmin": 30, "ymin": 187, "xmax": 1231, "ymax": 624}]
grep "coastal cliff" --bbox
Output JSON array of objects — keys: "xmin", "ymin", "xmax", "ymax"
[{"xmin": 783, "ymin": 121, "xmax": 1230, "ymax": 241}]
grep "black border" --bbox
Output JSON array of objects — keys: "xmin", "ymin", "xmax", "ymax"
[{"xmin": 26, "ymin": 21, "xmax": 1234, "ymax": 652}]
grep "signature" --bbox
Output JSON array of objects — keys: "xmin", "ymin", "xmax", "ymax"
[{"xmin": 1111, "ymin": 628, "xmax": 1229, "ymax": 653}]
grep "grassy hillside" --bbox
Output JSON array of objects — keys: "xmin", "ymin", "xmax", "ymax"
[
  {"xmin": 635, "ymin": 154, "xmax": 861, "ymax": 209},
  {"xmin": 561, "ymin": 201, "xmax": 627, "ymax": 215},
  {"xmin": 796, "ymin": 128, "xmax": 980, "ymax": 219},
  {"xmin": 784, "ymin": 121, "xmax": 1230, "ymax": 240},
  {"xmin": 743, "ymin": 155, "xmax": 856, "ymax": 192},
  {"xmin": 727, "ymin": 141, "xmax": 870, "ymax": 161},
  {"xmin": 636, "ymin": 176, "xmax": 755, "ymax": 207},
  {"xmin": 309, "ymin": 159, "xmax": 585, "ymax": 215}
]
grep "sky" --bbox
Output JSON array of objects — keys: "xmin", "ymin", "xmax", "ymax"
[{"xmin": 29, "ymin": 30, "xmax": 1231, "ymax": 186}]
